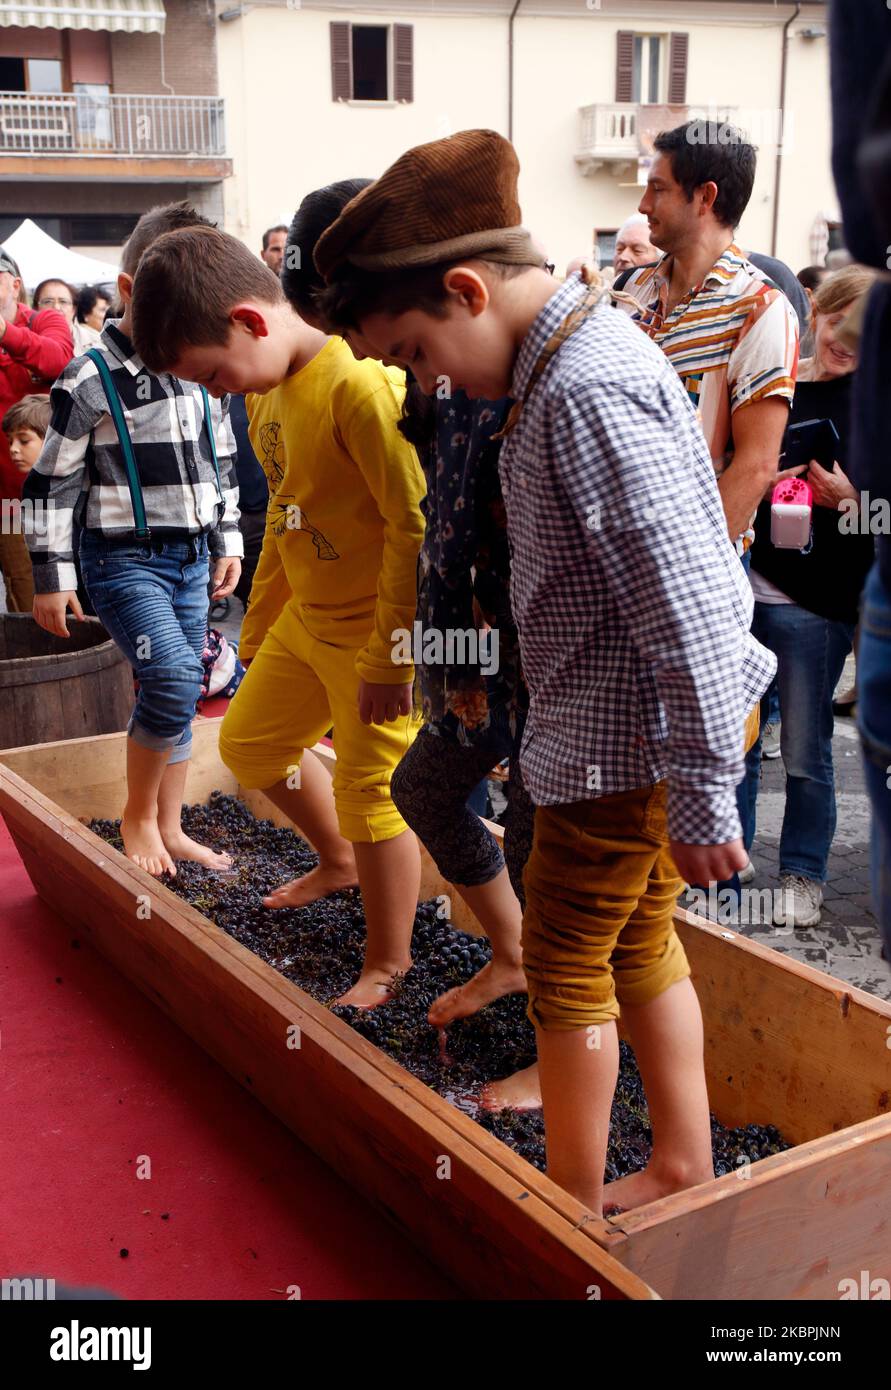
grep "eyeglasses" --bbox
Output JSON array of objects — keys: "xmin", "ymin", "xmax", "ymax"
[{"xmin": 37, "ymin": 296, "xmax": 73, "ymax": 309}]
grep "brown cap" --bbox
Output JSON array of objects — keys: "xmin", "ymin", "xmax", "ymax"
[{"xmin": 314, "ymin": 128, "xmax": 543, "ymax": 279}]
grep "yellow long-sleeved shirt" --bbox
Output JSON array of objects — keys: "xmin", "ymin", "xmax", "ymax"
[{"xmin": 240, "ymin": 336, "xmax": 426, "ymax": 681}]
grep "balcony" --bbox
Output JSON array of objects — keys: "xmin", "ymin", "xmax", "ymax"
[
  {"xmin": 0, "ymin": 90, "xmax": 230, "ymax": 183},
  {"xmin": 576, "ymin": 103, "xmax": 739, "ymax": 176}
]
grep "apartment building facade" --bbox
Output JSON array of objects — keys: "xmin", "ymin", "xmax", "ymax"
[
  {"xmin": 217, "ymin": 0, "xmax": 838, "ymax": 275},
  {"xmin": 0, "ymin": 0, "xmax": 230, "ymax": 257}
]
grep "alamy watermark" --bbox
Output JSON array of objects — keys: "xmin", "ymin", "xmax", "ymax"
[
  {"xmin": 684, "ymin": 884, "xmax": 796, "ymax": 928},
  {"xmin": 2, "ymin": 498, "xmax": 54, "ymax": 538},
  {"xmin": 686, "ymin": 108, "xmax": 794, "ymax": 153},
  {"xmin": 391, "ymin": 621, "xmax": 500, "ymax": 676}
]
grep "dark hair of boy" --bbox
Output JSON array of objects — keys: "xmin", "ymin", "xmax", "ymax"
[
  {"xmin": 2, "ymin": 393, "xmax": 52, "ymax": 437},
  {"xmin": 321, "ymin": 258, "xmax": 524, "ymax": 337},
  {"xmin": 797, "ymin": 264, "xmax": 827, "ymax": 291},
  {"xmin": 652, "ymin": 121, "xmax": 757, "ymax": 229},
  {"xmin": 281, "ymin": 180, "xmax": 372, "ymax": 319},
  {"xmin": 76, "ymin": 284, "xmax": 109, "ymax": 324},
  {"xmin": 120, "ymin": 199, "xmax": 218, "ymax": 279},
  {"xmin": 279, "ymin": 178, "xmax": 433, "ymax": 448},
  {"xmin": 130, "ymin": 226, "xmax": 284, "ymax": 374},
  {"xmin": 262, "ymin": 224, "xmax": 288, "ymax": 252}
]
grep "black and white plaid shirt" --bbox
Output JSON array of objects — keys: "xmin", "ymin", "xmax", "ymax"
[
  {"xmin": 499, "ymin": 275, "xmax": 776, "ymax": 846},
  {"xmin": 23, "ymin": 321, "xmax": 242, "ymax": 594}
]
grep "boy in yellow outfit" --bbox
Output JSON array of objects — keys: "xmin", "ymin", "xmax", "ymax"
[{"xmin": 131, "ymin": 222, "xmax": 426, "ymax": 1009}]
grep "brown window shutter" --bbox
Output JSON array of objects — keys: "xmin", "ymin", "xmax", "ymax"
[
  {"xmin": 393, "ymin": 23, "xmax": 414, "ymax": 103},
  {"xmin": 615, "ymin": 30, "xmax": 634, "ymax": 103},
  {"xmin": 668, "ymin": 32, "xmax": 689, "ymax": 105},
  {"xmin": 330, "ymin": 21, "xmax": 352, "ymax": 102}
]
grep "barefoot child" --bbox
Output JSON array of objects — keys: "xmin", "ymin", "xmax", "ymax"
[
  {"xmin": 25, "ymin": 202, "xmax": 243, "ymax": 878},
  {"xmin": 281, "ymin": 183, "xmax": 537, "ymax": 1098},
  {"xmin": 316, "ymin": 130, "xmax": 776, "ymax": 1211},
  {"xmin": 130, "ymin": 221, "xmax": 426, "ymax": 1010}
]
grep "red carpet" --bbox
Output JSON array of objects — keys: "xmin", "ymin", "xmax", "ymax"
[{"xmin": 0, "ymin": 822, "xmax": 457, "ymax": 1300}]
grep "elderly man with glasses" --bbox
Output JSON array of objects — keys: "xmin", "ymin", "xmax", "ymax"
[{"xmin": 0, "ymin": 248, "xmax": 73, "ymax": 611}]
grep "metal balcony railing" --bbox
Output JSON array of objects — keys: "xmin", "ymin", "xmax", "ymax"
[{"xmin": 0, "ymin": 91, "xmax": 226, "ymax": 157}]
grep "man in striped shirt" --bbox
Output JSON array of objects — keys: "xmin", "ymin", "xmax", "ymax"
[{"xmin": 615, "ymin": 121, "xmax": 799, "ymax": 555}]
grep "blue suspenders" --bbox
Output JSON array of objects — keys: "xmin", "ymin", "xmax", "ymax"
[{"xmin": 86, "ymin": 349, "xmax": 224, "ymax": 541}]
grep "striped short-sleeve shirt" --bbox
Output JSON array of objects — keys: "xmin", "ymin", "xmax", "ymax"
[{"xmin": 614, "ymin": 243, "xmax": 799, "ymax": 543}]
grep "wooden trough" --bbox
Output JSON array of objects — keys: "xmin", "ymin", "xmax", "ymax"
[{"xmin": 1, "ymin": 719, "xmax": 890, "ymax": 1301}]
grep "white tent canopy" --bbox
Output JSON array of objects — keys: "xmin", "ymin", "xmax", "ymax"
[{"xmin": 1, "ymin": 218, "xmax": 120, "ymax": 292}]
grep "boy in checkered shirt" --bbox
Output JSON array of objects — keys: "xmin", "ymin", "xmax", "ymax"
[{"xmin": 24, "ymin": 202, "xmax": 242, "ymax": 878}]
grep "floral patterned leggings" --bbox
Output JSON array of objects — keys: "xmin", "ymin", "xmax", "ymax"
[{"xmin": 390, "ymin": 707, "xmax": 534, "ymax": 906}]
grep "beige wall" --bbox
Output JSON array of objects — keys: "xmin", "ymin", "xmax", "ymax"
[{"xmin": 217, "ymin": 2, "xmax": 835, "ymax": 275}]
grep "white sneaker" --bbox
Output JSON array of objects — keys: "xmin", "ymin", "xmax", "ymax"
[
  {"xmin": 774, "ymin": 874, "xmax": 823, "ymax": 928},
  {"xmin": 739, "ymin": 858, "xmax": 756, "ymax": 885},
  {"xmin": 761, "ymin": 721, "xmax": 782, "ymax": 759}
]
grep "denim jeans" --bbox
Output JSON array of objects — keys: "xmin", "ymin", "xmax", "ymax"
[
  {"xmin": 744, "ymin": 601, "xmax": 855, "ymax": 882},
  {"xmin": 80, "ymin": 532, "xmax": 209, "ymax": 763},
  {"xmin": 858, "ymin": 565, "xmax": 891, "ymax": 953}
]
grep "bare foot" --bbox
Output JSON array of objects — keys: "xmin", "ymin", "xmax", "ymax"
[
  {"xmin": 479, "ymin": 1062, "xmax": 542, "ymax": 1112},
  {"xmin": 160, "ymin": 829, "xmax": 233, "ymax": 871},
  {"xmin": 263, "ymin": 861, "xmax": 358, "ymax": 910},
  {"xmin": 428, "ymin": 958, "xmax": 527, "ymax": 1027},
  {"xmin": 335, "ymin": 965, "xmax": 411, "ymax": 1011},
  {"xmin": 602, "ymin": 1161, "xmax": 713, "ymax": 1215},
  {"xmin": 121, "ymin": 813, "xmax": 177, "ymax": 879}
]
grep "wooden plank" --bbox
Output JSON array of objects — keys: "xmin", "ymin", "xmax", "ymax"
[
  {"xmin": 673, "ymin": 909, "xmax": 891, "ymax": 1144},
  {"xmin": 605, "ymin": 1114, "xmax": 891, "ymax": 1300},
  {"xmin": 0, "ymin": 762, "xmax": 654, "ymax": 1302}
]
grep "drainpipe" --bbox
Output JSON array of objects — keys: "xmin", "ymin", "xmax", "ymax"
[
  {"xmin": 771, "ymin": 2, "xmax": 800, "ymax": 256},
  {"xmin": 508, "ymin": 0, "xmax": 521, "ymax": 142}
]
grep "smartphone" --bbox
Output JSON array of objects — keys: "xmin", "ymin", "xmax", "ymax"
[{"xmin": 779, "ymin": 417, "xmax": 840, "ymax": 473}]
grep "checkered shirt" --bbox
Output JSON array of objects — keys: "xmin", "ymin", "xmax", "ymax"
[
  {"xmin": 499, "ymin": 274, "xmax": 776, "ymax": 845},
  {"xmin": 23, "ymin": 321, "xmax": 242, "ymax": 594}
]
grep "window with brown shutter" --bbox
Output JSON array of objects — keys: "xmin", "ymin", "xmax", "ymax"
[
  {"xmin": 668, "ymin": 32, "xmax": 689, "ymax": 105},
  {"xmin": 330, "ymin": 21, "xmax": 352, "ymax": 102},
  {"xmin": 393, "ymin": 24, "xmax": 414, "ymax": 103},
  {"xmin": 615, "ymin": 30, "xmax": 634, "ymax": 103}
]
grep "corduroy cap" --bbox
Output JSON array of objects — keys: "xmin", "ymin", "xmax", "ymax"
[{"xmin": 314, "ymin": 129, "xmax": 543, "ymax": 279}]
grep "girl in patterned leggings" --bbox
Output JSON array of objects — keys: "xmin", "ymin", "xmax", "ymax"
[{"xmin": 388, "ymin": 385, "xmax": 541, "ymax": 1111}]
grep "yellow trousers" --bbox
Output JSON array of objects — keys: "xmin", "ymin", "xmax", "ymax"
[{"xmin": 219, "ymin": 599, "xmax": 418, "ymax": 843}]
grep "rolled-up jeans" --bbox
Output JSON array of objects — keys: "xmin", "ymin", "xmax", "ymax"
[
  {"xmin": 858, "ymin": 564, "xmax": 891, "ymax": 952},
  {"xmin": 79, "ymin": 532, "xmax": 209, "ymax": 764}
]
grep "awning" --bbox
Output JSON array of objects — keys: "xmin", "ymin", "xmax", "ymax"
[{"xmin": 0, "ymin": 0, "xmax": 166, "ymax": 33}]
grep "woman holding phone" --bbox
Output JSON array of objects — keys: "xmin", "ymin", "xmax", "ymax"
[{"xmin": 744, "ymin": 266, "xmax": 876, "ymax": 927}]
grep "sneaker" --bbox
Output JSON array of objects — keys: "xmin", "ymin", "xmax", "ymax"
[
  {"xmin": 773, "ymin": 874, "xmax": 823, "ymax": 928},
  {"xmin": 739, "ymin": 858, "xmax": 756, "ymax": 885},
  {"xmin": 761, "ymin": 721, "xmax": 782, "ymax": 759}
]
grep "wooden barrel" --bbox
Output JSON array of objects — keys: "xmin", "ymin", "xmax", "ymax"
[{"xmin": 0, "ymin": 615, "xmax": 134, "ymax": 750}]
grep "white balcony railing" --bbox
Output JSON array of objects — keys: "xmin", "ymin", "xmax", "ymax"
[
  {"xmin": 0, "ymin": 91, "xmax": 226, "ymax": 158},
  {"xmin": 577, "ymin": 103, "xmax": 739, "ymax": 171}
]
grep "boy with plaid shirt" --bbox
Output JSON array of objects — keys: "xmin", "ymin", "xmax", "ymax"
[
  {"xmin": 24, "ymin": 203, "xmax": 242, "ymax": 878},
  {"xmin": 315, "ymin": 130, "xmax": 776, "ymax": 1214}
]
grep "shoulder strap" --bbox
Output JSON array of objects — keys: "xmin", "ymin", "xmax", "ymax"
[
  {"xmin": 86, "ymin": 348, "xmax": 150, "ymax": 540},
  {"xmin": 493, "ymin": 265, "xmax": 608, "ymax": 441},
  {"xmin": 200, "ymin": 387, "xmax": 225, "ymax": 504}
]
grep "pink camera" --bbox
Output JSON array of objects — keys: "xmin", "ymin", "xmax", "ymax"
[{"xmin": 770, "ymin": 475, "xmax": 813, "ymax": 549}]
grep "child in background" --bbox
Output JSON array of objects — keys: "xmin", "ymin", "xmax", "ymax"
[
  {"xmin": 3, "ymin": 393, "xmax": 50, "ymax": 477},
  {"xmin": 316, "ymin": 130, "xmax": 776, "ymax": 1213},
  {"xmin": 4, "ymin": 394, "xmax": 93, "ymax": 616},
  {"xmin": 129, "ymin": 222, "xmax": 426, "ymax": 1010},
  {"xmin": 24, "ymin": 201, "xmax": 242, "ymax": 879}
]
